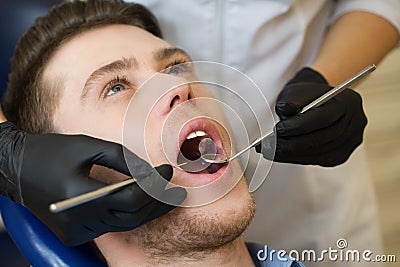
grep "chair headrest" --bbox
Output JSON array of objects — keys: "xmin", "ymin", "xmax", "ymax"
[{"xmin": 0, "ymin": 195, "xmax": 105, "ymax": 267}]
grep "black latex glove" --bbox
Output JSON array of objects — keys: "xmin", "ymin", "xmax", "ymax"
[
  {"xmin": 0, "ymin": 121, "xmax": 187, "ymax": 246},
  {"xmin": 256, "ymin": 67, "xmax": 367, "ymax": 167}
]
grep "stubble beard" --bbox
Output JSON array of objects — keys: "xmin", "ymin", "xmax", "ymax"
[{"xmin": 125, "ymin": 192, "xmax": 256, "ymax": 264}]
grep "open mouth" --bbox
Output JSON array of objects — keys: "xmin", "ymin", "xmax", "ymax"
[{"xmin": 177, "ymin": 120, "xmax": 228, "ymax": 174}]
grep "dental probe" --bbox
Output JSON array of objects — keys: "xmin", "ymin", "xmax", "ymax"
[
  {"xmin": 201, "ymin": 64, "xmax": 376, "ymax": 164},
  {"xmin": 49, "ymin": 178, "xmax": 136, "ymax": 213}
]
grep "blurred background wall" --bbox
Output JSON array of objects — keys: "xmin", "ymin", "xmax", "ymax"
[
  {"xmin": 0, "ymin": 0, "xmax": 61, "ymax": 100},
  {"xmin": 359, "ymin": 48, "xmax": 400, "ymax": 265}
]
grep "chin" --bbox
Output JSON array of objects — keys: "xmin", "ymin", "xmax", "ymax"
[
  {"xmin": 97, "ymin": 177, "xmax": 255, "ymax": 261},
  {"xmin": 184, "ymin": 177, "xmax": 251, "ymax": 213}
]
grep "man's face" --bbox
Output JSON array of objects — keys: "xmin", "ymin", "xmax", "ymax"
[{"xmin": 43, "ymin": 24, "xmax": 254, "ymax": 257}]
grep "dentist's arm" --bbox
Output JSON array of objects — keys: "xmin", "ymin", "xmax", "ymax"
[
  {"xmin": 0, "ymin": 107, "xmax": 186, "ymax": 246},
  {"xmin": 312, "ymin": 11, "xmax": 399, "ymax": 86},
  {"xmin": 257, "ymin": 11, "xmax": 399, "ymax": 167}
]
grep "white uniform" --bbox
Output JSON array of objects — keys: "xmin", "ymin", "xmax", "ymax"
[{"xmin": 128, "ymin": 1, "xmax": 400, "ymax": 266}]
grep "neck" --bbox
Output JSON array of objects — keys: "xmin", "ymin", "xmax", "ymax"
[{"xmin": 96, "ymin": 235, "xmax": 254, "ymax": 267}]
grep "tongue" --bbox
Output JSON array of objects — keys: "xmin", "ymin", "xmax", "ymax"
[{"xmin": 205, "ymin": 163, "xmax": 223, "ymax": 174}]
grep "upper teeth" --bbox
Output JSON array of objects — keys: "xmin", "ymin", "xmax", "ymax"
[{"xmin": 186, "ymin": 131, "xmax": 207, "ymax": 140}]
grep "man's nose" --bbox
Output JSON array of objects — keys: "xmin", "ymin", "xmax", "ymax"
[{"xmin": 160, "ymin": 84, "xmax": 192, "ymax": 115}]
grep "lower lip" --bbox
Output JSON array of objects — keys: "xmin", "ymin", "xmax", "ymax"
[{"xmin": 176, "ymin": 162, "xmax": 229, "ymax": 185}]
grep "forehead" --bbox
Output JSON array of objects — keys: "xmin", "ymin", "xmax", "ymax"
[{"xmin": 42, "ymin": 24, "xmax": 171, "ymax": 87}]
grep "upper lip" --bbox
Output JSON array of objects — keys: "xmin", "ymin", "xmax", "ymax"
[{"xmin": 177, "ymin": 118, "xmax": 226, "ymax": 159}]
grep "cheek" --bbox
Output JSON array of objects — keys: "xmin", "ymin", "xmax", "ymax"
[
  {"xmin": 53, "ymin": 99, "xmax": 126, "ymax": 144},
  {"xmin": 88, "ymin": 111, "xmax": 125, "ymax": 143},
  {"xmin": 144, "ymin": 113, "xmax": 166, "ymax": 164},
  {"xmin": 53, "ymin": 100, "xmax": 84, "ymax": 134}
]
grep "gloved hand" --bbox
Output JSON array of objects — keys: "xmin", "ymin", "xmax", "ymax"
[
  {"xmin": 256, "ymin": 67, "xmax": 367, "ymax": 167},
  {"xmin": 0, "ymin": 121, "xmax": 187, "ymax": 246}
]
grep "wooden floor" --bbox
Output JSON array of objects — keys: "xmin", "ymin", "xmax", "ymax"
[{"xmin": 358, "ymin": 48, "xmax": 400, "ymax": 265}]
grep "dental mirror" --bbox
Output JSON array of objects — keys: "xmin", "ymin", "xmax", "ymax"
[{"xmin": 177, "ymin": 133, "xmax": 217, "ymax": 172}]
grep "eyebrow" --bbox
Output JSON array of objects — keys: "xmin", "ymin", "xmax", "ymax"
[
  {"xmin": 155, "ymin": 47, "xmax": 192, "ymax": 62},
  {"xmin": 80, "ymin": 47, "xmax": 192, "ymax": 101},
  {"xmin": 81, "ymin": 56, "xmax": 138, "ymax": 100}
]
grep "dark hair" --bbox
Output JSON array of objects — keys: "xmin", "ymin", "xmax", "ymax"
[{"xmin": 3, "ymin": 0, "xmax": 162, "ymax": 133}]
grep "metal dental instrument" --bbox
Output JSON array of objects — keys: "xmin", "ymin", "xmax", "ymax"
[
  {"xmin": 49, "ymin": 178, "xmax": 136, "ymax": 213},
  {"xmin": 200, "ymin": 64, "xmax": 376, "ymax": 164}
]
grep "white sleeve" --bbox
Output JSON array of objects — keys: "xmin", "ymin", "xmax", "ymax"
[{"xmin": 330, "ymin": 0, "xmax": 400, "ymax": 35}]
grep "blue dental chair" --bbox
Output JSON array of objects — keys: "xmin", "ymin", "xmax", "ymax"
[
  {"xmin": 0, "ymin": 196, "xmax": 106, "ymax": 266},
  {"xmin": 0, "ymin": 1, "xmax": 104, "ymax": 266}
]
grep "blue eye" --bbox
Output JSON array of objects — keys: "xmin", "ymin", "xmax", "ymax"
[
  {"xmin": 107, "ymin": 84, "xmax": 126, "ymax": 96},
  {"xmin": 103, "ymin": 76, "xmax": 132, "ymax": 98},
  {"xmin": 168, "ymin": 65, "xmax": 185, "ymax": 76},
  {"xmin": 164, "ymin": 61, "xmax": 193, "ymax": 76}
]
